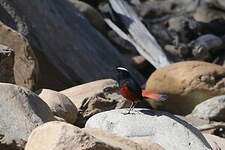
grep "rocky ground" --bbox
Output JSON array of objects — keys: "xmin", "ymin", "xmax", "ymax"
[{"xmin": 1, "ymin": 0, "xmax": 225, "ymax": 150}]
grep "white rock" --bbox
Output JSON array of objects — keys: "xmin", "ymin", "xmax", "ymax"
[
  {"xmin": 190, "ymin": 95, "xmax": 225, "ymax": 121},
  {"xmin": 86, "ymin": 109, "xmax": 212, "ymax": 150}
]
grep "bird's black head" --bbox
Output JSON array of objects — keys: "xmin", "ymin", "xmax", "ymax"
[{"xmin": 116, "ymin": 67, "xmax": 130, "ymax": 81}]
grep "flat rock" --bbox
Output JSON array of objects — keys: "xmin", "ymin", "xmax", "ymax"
[
  {"xmin": 0, "ymin": 83, "xmax": 55, "ymax": 150},
  {"xmin": 146, "ymin": 61, "xmax": 225, "ymax": 115},
  {"xmin": 84, "ymin": 128, "xmax": 164, "ymax": 150},
  {"xmin": 190, "ymin": 95, "xmax": 225, "ymax": 121},
  {"xmin": 25, "ymin": 121, "xmax": 158, "ymax": 150},
  {"xmin": 38, "ymin": 89, "xmax": 78, "ymax": 124},
  {"xmin": 86, "ymin": 108, "xmax": 212, "ymax": 150}
]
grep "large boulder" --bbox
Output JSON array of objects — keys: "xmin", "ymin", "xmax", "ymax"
[
  {"xmin": 25, "ymin": 121, "xmax": 159, "ymax": 150},
  {"xmin": 0, "ymin": 21, "xmax": 38, "ymax": 90},
  {"xmin": 61, "ymin": 79, "xmax": 130, "ymax": 127},
  {"xmin": 146, "ymin": 61, "xmax": 225, "ymax": 115},
  {"xmin": 190, "ymin": 95, "xmax": 225, "ymax": 121},
  {"xmin": 0, "ymin": 83, "xmax": 55, "ymax": 150},
  {"xmin": 86, "ymin": 109, "xmax": 212, "ymax": 150},
  {"xmin": 37, "ymin": 89, "xmax": 78, "ymax": 124},
  {"xmin": 0, "ymin": 0, "xmax": 144, "ymax": 90}
]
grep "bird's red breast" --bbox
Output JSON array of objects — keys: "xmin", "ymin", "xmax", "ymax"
[{"xmin": 119, "ymin": 86, "xmax": 137, "ymax": 101}]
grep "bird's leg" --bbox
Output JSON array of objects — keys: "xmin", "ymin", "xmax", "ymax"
[
  {"xmin": 127, "ymin": 102, "xmax": 134, "ymax": 114},
  {"xmin": 130, "ymin": 101, "xmax": 138, "ymax": 111}
]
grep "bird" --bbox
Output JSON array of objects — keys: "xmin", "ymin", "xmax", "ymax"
[{"xmin": 116, "ymin": 67, "xmax": 167, "ymax": 114}]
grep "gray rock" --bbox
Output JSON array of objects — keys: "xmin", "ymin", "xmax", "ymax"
[
  {"xmin": 0, "ymin": 83, "xmax": 55, "ymax": 150},
  {"xmin": 190, "ymin": 95, "xmax": 225, "ymax": 121},
  {"xmin": 86, "ymin": 109, "xmax": 212, "ymax": 150},
  {"xmin": 0, "ymin": 0, "xmax": 144, "ymax": 90}
]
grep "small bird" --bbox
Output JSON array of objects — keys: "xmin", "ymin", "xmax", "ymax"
[{"xmin": 116, "ymin": 67, "xmax": 167, "ymax": 114}]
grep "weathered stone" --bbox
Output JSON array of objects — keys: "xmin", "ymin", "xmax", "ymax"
[
  {"xmin": 85, "ymin": 128, "xmax": 163, "ymax": 150},
  {"xmin": 0, "ymin": 83, "xmax": 55, "ymax": 150},
  {"xmin": 190, "ymin": 95, "xmax": 225, "ymax": 121},
  {"xmin": 0, "ymin": 21, "xmax": 38, "ymax": 90},
  {"xmin": 146, "ymin": 61, "xmax": 225, "ymax": 115},
  {"xmin": 86, "ymin": 109, "xmax": 212, "ymax": 150},
  {"xmin": 61, "ymin": 79, "xmax": 130, "ymax": 127},
  {"xmin": 38, "ymin": 89, "xmax": 78, "ymax": 124},
  {"xmin": 25, "ymin": 121, "xmax": 158, "ymax": 150}
]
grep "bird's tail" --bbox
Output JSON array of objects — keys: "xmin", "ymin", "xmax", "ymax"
[{"xmin": 142, "ymin": 90, "xmax": 168, "ymax": 101}]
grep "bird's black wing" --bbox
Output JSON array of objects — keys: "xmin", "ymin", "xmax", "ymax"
[{"xmin": 125, "ymin": 78, "xmax": 143, "ymax": 99}]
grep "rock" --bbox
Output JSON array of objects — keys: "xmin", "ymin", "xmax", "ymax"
[
  {"xmin": 131, "ymin": 137, "xmax": 165, "ymax": 150},
  {"xmin": 0, "ymin": 83, "xmax": 55, "ymax": 150},
  {"xmin": 37, "ymin": 89, "xmax": 78, "ymax": 124},
  {"xmin": 139, "ymin": 0, "xmax": 198, "ymax": 18},
  {"xmin": 168, "ymin": 16, "xmax": 199, "ymax": 43},
  {"xmin": 0, "ymin": 44, "xmax": 14, "ymax": 83},
  {"xmin": 68, "ymin": 0, "xmax": 107, "ymax": 33},
  {"xmin": 86, "ymin": 108, "xmax": 212, "ymax": 150},
  {"xmin": 0, "ymin": 21, "xmax": 38, "ymax": 90},
  {"xmin": 0, "ymin": 0, "xmax": 144, "ymax": 90},
  {"xmin": 25, "ymin": 121, "xmax": 157, "ymax": 150},
  {"xmin": 178, "ymin": 115, "xmax": 210, "ymax": 129},
  {"xmin": 190, "ymin": 34, "xmax": 224, "ymax": 60},
  {"xmin": 146, "ymin": 61, "xmax": 225, "ymax": 115},
  {"xmin": 203, "ymin": 134, "xmax": 225, "ymax": 150},
  {"xmin": 61, "ymin": 79, "xmax": 118, "ymax": 108},
  {"xmin": 61, "ymin": 79, "xmax": 130, "ymax": 127},
  {"xmin": 190, "ymin": 95, "xmax": 225, "ymax": 121},
  {"xmin": 84, "ymin": 128, "xmax": 163, "ymax": 150},
  {"xmin": 206, "ymin": 0, "xmax": 225, "ymax": 11},
  {"xmin": 193, "ymin": 5, "xmax": 225, "ymax": 22}
]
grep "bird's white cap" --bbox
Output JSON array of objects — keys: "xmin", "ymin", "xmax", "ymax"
[{"xmin": 116, "ymin": 67, "xmax": 129, "ymax": 72}]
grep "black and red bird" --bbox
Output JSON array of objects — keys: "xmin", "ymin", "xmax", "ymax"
[{"xmin": 116, "ymin": 67, "xmax": 167, "ymax": 114}]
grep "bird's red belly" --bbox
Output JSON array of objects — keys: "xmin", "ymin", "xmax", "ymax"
[{"xmin": 119, "ymin": 86, "xmax": 136, "ymax": 101}]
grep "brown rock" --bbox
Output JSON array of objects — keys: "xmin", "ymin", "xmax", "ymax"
[
  {"xmin": 0, "ymin": 22, "xmax": 38, "ymax": 90},
  {"xmin": 37, "ymin": 89, "xmax": 78, "ymax": 124},
  {"xmin": 61, "ymin": 79, "xmax": 129, "ymax": 127},
  {"xmin": 146, "ymin": 61, "xmax": 225, "ymax": 115}
]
